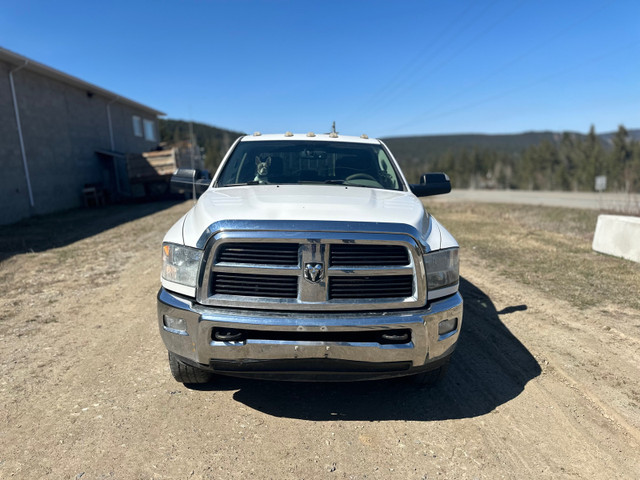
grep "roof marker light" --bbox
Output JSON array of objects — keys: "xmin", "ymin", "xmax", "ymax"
[
  {"xmin": 306, "ymin": 132, "xmax": 316, "ymax": 137},
  {"xmin": 285, "ymin": 131, "xmax": 293, "ymax": 137},
  {"xmin": 329, "ymin": 132, "xmax": 338, "ymax": 138},
  {"xmin": 253, "ymin": 131, "xmax": 262, "ymax": 136},
  {"xmin": 360, "ymin": 134, "xmax": 369, "ymax": 139}
]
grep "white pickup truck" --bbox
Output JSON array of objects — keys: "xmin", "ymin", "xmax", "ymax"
[{"xmin": 158, "ymin": 133, "xmax": 462, "ymax": 385}]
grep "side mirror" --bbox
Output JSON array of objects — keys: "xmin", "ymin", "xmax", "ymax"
[
  {"xmin": 409, "ymin": 172, "xmax": 452, "ymax": 197},
  {"xmin": 171, "ymin": 169, "xmax": 211, "ymax": 196},
  {"xmin": 194, "ymin": 179, "xmax": 211, "ymax": 195}
]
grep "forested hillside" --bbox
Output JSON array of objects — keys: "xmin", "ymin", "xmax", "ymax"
[
  {"xmin": 159, "ymin": 119, "xmax": 244, "ymax": 173},
  {"xmin": 385, "ymin": 126, "xmax": 640, "ymax": 192}
]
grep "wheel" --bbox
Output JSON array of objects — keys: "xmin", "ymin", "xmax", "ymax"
[
  {"xmin": 410, "ymin": 360, "xmax": 450, "ymax": 387},
  {"xmin": 168, "ymin": 352, "xmax": 213, "ymax": 385}
]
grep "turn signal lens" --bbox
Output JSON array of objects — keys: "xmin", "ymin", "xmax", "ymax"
[
  {"xmin": 162, "ymin": 243, "xmax": 202, "ymax": 287},
  {"xmin": 423, "ymin": 248, "xmax": 459, "ymax": 298}
]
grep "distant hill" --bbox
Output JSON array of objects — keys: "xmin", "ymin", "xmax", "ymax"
[
  {"xmin": 382, "ymin": 127, "xmax": 640, "ymax": 192},
  {"xmin": 382, "ymin": 131, "xmax": 560, "ymax": 165},
  {"xmin": 598, "ymin": 129, "xmax": 640, "ymax": 147},
  {"xmin": 382, "ymin": 129, "xmax": 640, "ymax": 165},
  {"xmin": 159, "ymin": 119, "xmax": 244, "ymax": 173}
]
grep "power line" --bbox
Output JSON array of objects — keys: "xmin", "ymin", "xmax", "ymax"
[
  {"xmin": 382, "ymin": 0, "xmax": 617, "ymax": 134},
  {"xmin": 361, "ymin": 0, "xmax": 526, "ymax": 122},
  {"xmin": 383, "ymin": 39, "xmax": 640, "ymax": 135},
  {"xmin": 343, "ymin": 1, "xmax": 496, "ymax": 125}
]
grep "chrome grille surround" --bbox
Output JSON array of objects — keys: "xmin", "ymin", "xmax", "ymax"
[{"xmin": 196, "ymin": 221, "xmax": 427, "ymax": 311}]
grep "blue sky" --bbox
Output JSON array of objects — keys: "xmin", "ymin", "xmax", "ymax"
[{"xmin": 2, "ymin": 0, "xmax": 639, "ymax": 138}]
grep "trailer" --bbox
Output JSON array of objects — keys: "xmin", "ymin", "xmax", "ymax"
[{"xmin": 126, "ymin": 149, "xmax": 179, "ymax": 197}]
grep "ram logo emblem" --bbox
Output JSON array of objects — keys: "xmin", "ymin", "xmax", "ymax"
[{"xmin": 303, "ymin": 263, "xmax": 324, "ymax": 283}]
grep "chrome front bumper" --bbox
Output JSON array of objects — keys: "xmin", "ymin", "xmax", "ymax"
[{"xmin": 157, "ymin": 287, "xmax": 463, "ymax": 380}]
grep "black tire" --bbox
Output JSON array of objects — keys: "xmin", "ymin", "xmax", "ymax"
[
  {"xmin": 168, "ymin": 352, "xmax": 213, "ymax": 385},
  {"xmin": 410, "ymin": 360, "xmax": 450, "ymax": 387}
]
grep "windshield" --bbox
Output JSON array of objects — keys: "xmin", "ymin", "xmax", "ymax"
[{"xmin": 216, "ymin": 140, "xmax": 403, "ymax": 191}]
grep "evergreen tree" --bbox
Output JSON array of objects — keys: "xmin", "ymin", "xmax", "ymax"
[
  {"xmin": 558, "ymin": 132, "xmax": 579, "ymax": 190},
  {"xmin": 630, "ymin": 140, "xmax": 640, "ymax": 192},
  {"xmin": 579, "ymin": 125, "xmax": 604, "ymax": 191},
  {"xmin": 610, "ymin": 125, "xmax": 632, "ymax": 192}
]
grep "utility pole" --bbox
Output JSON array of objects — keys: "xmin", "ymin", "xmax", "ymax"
[
  {"xmin": 331, "ymin": 121, "xmax": 337, "ymax": 134},
  {"xmin": 189, "ymin": 121, "xmax": 196, "ymax": 202}
]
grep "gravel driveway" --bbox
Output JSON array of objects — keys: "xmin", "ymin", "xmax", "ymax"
[{"xmin": 1, "ymin": 201, "xmax": 638, "ymax": 479}]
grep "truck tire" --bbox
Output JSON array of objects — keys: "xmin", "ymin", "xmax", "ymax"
[
  {"xmin": 410, "ymin": 360, "xmax": 450, "ymax": 387},
  {"xmin": 168, "ymin": 352, "xmax": 213, "ymax": 385}
]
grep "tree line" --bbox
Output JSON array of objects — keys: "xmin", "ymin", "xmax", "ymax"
[
  {"xmin": 397, "ymin": 125, "xmax": 640, "ymax": 193},
  {"xmin": 159, "ymin": 119, "xmax": 243, "ymax": 173}
]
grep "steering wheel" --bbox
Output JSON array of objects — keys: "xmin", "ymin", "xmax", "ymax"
[{"xmin": 346, "ymin": 173, "xmax": 377, "ymax": 181}]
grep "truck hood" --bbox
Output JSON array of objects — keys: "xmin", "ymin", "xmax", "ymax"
[{"xmin": 179, "ymin": 185, "xmax": 436, "ymax": 248}]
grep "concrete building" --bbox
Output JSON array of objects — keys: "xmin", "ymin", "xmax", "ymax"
[{"xmin": 0, "ymin": 47, "xmax": 165, "ymax": 225}]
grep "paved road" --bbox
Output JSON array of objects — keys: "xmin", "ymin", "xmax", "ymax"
[{"xmin": 432, "ymin": 189, "xmax": 640, "ymax": 213}]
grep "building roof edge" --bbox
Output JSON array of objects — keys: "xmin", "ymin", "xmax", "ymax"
[{"xmin": 0, "ymin": 47, "xmax": 166, "ymax": 117}]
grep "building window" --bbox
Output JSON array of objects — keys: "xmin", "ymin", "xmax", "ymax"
[
  {"xmin": 132, "ymin": 116, "xmax": 142, "ymax": 137},
  {"xmin": 143, "ymin": 119, "xmax": 156, "ymax": 141}
]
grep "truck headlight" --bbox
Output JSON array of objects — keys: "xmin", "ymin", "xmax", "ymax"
[
  {"xmin": 162, "ymin": 243, "xmax": 202, "ymax": 287},
  {"xmin": 423, "ymin": 248, "xmax": 459, "ymax": 299}
]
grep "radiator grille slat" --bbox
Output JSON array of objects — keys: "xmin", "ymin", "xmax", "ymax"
[
  {"xmin": 330, "ymin": 245, "xmax": 409, "ymax": 266},
  {"xmin": 329, "ymin": 275, "xmax": 413, "ymax": 299},
  {"xmin": 217, "ymin": 243, "xmax": 299, "ymax": 266},
  {"xmin": 212, "ymin": 273, "xmax": 298, "ymax": 298}
]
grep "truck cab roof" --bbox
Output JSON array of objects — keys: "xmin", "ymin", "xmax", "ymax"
[{"xmin": 240, "ymin": 132, "xmax": 380, "ymax": 145}]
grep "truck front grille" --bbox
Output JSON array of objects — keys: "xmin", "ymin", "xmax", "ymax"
[
  {"xmin": 328, "ymin": 275, "xmax": 414, "ymax": 299},
  {"xmin": 216, "ymin": 243, "xmax": 299, "ymax": 266},
  {"xmin": 212, "ymin": 272, "xmax": 298, "ymax": 298},
  {"xmin": 200, "ymin": 235, "xmax": 425, "ymax": 311},
  {"xmin": 329, "ymin": 245, "xmax": 409, "ymax": 266}
]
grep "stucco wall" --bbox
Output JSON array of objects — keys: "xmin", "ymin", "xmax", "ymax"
[{"xmin": 0, "ymin": 59, "xmax": 160, "ymax": 225}]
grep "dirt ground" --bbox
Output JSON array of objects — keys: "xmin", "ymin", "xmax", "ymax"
[{"xmin": 1, "ymin": 200, "xmax": 639, "ymax": 479}]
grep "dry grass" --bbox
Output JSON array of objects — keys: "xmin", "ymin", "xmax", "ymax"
[{"xmin": 425, "ymin": 202, "xmax": 640, "ymax": 310}]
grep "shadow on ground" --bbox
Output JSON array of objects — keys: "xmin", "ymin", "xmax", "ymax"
[
  {"xmin": 0, "ymin": 200, "xmax": 181, "ymax": 261},
  {"xmin": 191, "ymin": 277, "xmax": 540, "ymax": 421}
]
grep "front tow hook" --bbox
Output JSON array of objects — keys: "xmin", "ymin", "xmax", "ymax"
[
  {"xmin": 214, "ymin": 330, "xmax": 243, "ymax": 341},
  {"xmin": 381, "ymin": 332, "xmax": 410, "ymax": 343}
]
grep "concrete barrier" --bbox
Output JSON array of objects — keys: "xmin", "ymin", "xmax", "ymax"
[{"xmin": 592, "ymin": 215, "xmax": 640, "ymax": 263}]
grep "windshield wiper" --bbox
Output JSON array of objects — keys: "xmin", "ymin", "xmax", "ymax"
[
  {"xmin": 323, "ymin": 179, "xmax": 371, "ymax": 188},
  {"xmin": 220, "ymin": 181, "xmax": 260, "ymax": 187}
]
